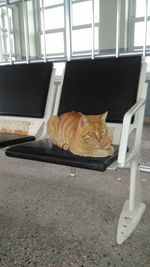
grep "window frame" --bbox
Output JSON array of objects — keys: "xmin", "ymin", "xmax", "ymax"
[
  {"xmin": 38, "ymin": 0, "xmax": 66, "ymax": 58},
  {"xmin": 70, "ymin": 0, "xmax": 100, "ymax": 57},
  {"xmin": 0, "ymin": 0, "xmax": 149, "ymax": 64},
  {"xmin": 128, "ymin": 0, "xmax": 150, "ymax": 53},
  {"xmin": 37, "ymin": 0, "xmax": 100, "ymax": 59},
  {"xmin": 0, "ymin": 5, "xmax": 18, "ymax": 61}
]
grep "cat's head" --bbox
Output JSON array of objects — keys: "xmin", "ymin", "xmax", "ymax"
[{"xmin": 77, "ymin": 112, "xmax": 112, "ymax": 148}]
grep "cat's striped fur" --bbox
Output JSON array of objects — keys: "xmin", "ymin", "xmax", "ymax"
[{"xmin": 47, "ymin": 111, "xmax": 114, "ymax": 157}]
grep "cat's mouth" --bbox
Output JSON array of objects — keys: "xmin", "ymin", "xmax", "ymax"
[
  {"xmin": 83, "ymin": 136, "xmax": 112, "ymax": 148},
  {"xmin": 99, "ymin": 137, "xmax": 112, "ymax": 149}
]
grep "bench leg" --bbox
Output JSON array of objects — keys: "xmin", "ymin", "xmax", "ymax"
[
  {"xmin": 117, "ymin": 160, "xmax": 146, "ymax": 245},
  {"xmin": 139, "ymin": 165, "xmax": 150, "ymax": 173},
  {"xmin": 70, "ymin": 167, "xmax": 77, "ymax": 177}
]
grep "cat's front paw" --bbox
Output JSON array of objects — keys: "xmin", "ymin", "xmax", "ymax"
[
  {"xmin": 108, "ymin": 145, "xmax": 114, "ymax": 156},
  {"xmin": 62, "ymin": 143, "xmax": 69, "ymax": 150}
]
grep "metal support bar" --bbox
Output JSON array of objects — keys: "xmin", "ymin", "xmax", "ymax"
[
  {"xmin": 91, "ymin": 0, "xmax": 95, "ymax": 59},
  {"xmin": 143, "ymin": 0, "xmax": 148, "ymax": 58},
  {"xmin": 70, "ymin": 167, "xmax": 77, "ymax": 177},
  {"xmin": 116, "ymin": 0, "xmax": 121, "ymax": 57},
  {"xmin": 5, "ymin": 0, "xmax": 12, "ymax": 64},
  {"xmin": 124, "ymin": 0, "xmax": 129, "ymax": 51},
  {"xmin": 64, "ymin": 0, "xmax": 72, "ymax": 60},
  {"xmin": 139, "ymin": 165, "xmax": 150, "ymax": 173},
  {"xmin": 129, "ymin": 161, "xmax": 141, "ymax": 211},
  {"xmin": 117, "ymin": 160, "xmax": 146, "ymax": 244},
  {"xmin": 41, "ymin": 0, "xmax": 46, "ymax": 62},
  {"xmin": 22, "ymin": 0, "xmax": 29, "ymax": 63}
]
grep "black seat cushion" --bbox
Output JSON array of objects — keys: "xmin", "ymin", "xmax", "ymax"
[
  {"xmin": 6, "ymin": 139, "xmax": 118, "ymax": 172},
  {"xmin": 0, "ymin": 133, "xmax": 35, "ymax": 148}
]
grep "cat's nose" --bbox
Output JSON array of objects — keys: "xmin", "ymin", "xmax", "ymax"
[{"xmin": 96, "ymin": 132, "xmax": 101, "ymax": 141}]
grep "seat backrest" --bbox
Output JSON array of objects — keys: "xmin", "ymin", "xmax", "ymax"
[
  {"xmin": 53, "ymin": 56, "xmax": 143, "ymax": 144},
  {"xmin": 57, "ymin": 56, "xmax": 141, "ymax": 123},
  {"xmin": 0, "ymin": 62, "xmax": 53, "ymax": 118},
  {"xmin": 0, "ymin": 62, "xmax": 54, "ymax": 138}
]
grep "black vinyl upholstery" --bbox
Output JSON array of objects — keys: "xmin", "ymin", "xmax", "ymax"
[
  {"xmin": 0, "ymin": 133, "xmax": 35, "ymax": 148},
  {"xmin": 6, "ymin": 139, "xmax": 118, "ymax": 171},
  {"xmin": 0, "ymin": 62, "xmax": 53, "ymax": 148},
  {"xmin": 0, "ymin": 62, "xmax": 53, "ymax": 118},
  {"xmin": 58, "ymin": 56, "xmax": 141, "ymax": 123},
  {"xmin": 6, "ymin": 56, "xmax": 142, "ymax": 171}
]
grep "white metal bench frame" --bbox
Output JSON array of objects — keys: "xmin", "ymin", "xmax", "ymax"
[{"xmin": 51, "ymin": 61, "xmax": 148, "ymax": 244}]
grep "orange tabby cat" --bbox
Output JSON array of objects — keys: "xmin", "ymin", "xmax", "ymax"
[{"xmin": 47, "ymin": 111, "xmax": 114, "ymax": 157}]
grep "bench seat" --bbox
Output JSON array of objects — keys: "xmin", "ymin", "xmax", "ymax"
[
  {"xmin": 0, "ymin": 133, "xmax": 35, "ymax": 148},
  {"xmin": 6, "ymin": 139, "xmax": 119, "ymax": 172}
]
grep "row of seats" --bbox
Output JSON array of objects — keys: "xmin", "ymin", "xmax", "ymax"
[{"xmin": 0, "ymin": 56, "xmax": 148, "ymax": 244}]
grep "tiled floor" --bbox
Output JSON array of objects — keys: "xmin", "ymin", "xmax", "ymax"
[{"xmin": 0, "ymin": 123, "xmax": 150, "ymax": 267}]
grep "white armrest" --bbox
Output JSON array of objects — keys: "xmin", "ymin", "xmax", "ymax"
[{"xmin": 118, "ymin": 98, "xmax": 146, "ymax": 167}]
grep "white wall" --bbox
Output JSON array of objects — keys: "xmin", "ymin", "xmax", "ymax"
[{"xmin": 99, "ymin": 0, "xmax": 126, "ymax": 52}]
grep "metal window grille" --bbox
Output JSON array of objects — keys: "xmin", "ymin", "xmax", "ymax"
[{"xmin": 0, "ymin": 0, "xmax": 149, "ymax": 64}]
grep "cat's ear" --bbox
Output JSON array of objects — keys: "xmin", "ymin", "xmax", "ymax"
[
  {"xmin": 99, "ymin": 111, "xmax": 108, "ymax": 122},
  {"xmin": 79, "ymin": 115, "xmax": 88, "ymax": 127}
]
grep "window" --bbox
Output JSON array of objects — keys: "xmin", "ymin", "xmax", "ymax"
[
  {"xmin": 0, "ymin": 0, "xmax": 149, "ymax": 66},
  {"xmin": 0, "ymin": 5, "xmax": 16, "ymax": 61},
  {"xmin": 38, "ymin": 0, "xmax": 100, "ymax": 58},
  {"xmin": 39, "ymin": 0, "xmax": 65, "ymax": 58},
  {"xmin": 71, "ymin": 0, "xmax": 99, "ymax": 56},
  {"xmin": 134, "ymin": 0, "xmax": 150, "ymax": 48},
  {"xmin": 128, "ymin": 0, "xmax": 150, "ymax": 68},
  {"xmin": 0, "ymin": 0, "xmax": 37, "ymax": 63}
]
